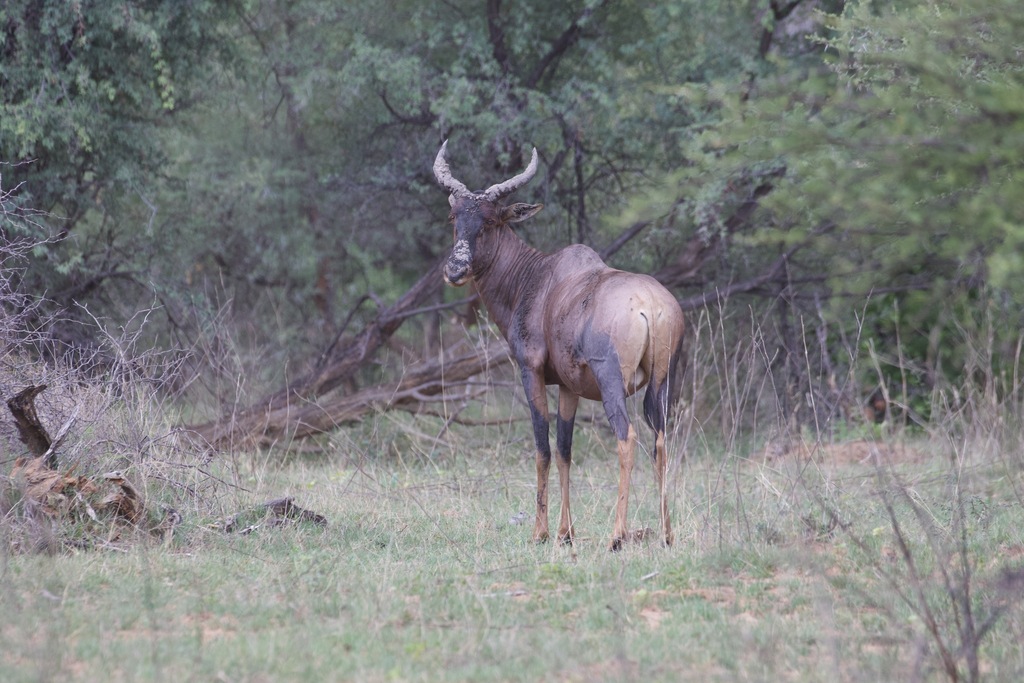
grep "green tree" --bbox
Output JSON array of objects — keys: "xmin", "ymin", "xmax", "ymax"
[
  {"xmin": 1, "ymin": 0, "xmax": 237, "ymax": 226},
  {"xmin": 161, "ymin": 1, "xmax": 804, "ymax": 352},
  {"xmin": 0, "ymin": 0, "xmax": 238, "ymax": 344},
  {"xmin": 659, "ymin": 0, "xmax": 1024, "ymax": 422},
  {"xmin": 171, "ymin": 0, "xmax": 824, "ymax": 436}
]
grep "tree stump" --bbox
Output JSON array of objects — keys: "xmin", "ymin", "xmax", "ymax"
[{"xmin": 7, "ymin": 385, "xmax": 56, "ymax": 468}]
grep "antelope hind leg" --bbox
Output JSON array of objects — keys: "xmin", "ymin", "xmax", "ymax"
[
  {"xmin": 610, "ymin": 424, "xmax": 637, "ymax": 551},
  {"xmin": 655, "ymin": 430, "xmax": 673, "ymax": 546}
]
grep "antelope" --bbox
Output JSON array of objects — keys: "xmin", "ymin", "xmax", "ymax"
[{"xmin": 434, "ymin": 141, "xmax": 685, "ymax": 551}]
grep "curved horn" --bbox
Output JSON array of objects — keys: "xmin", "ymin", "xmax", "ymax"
[
  {"xmin": 483, "ymin": 147, "xmax": 539, "ymax": 201},
  {"xmin": 433, "ymin": 140, "xmax": 471, "ymax": 198}
]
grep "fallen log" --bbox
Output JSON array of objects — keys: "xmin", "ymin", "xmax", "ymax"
[
  {"xmin": 280, "ymin": 344, "xmax": 512, "ymax": 442},
  {"xmin": 5, "ymin": 457, "xmax": 163, "ymax": 552},
  {"xmin": 220, "ymin": 496, "xmax": 329, "ymax": 534},
  {"xmin": 188, "ymin": 343, "xmax": 512, "ymax": 449},
  {"xmin": 185, "ymin": 260, "xmax": 447, "ymax": 449}
]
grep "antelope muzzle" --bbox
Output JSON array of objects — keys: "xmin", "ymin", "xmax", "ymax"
[{"xmin": 443, "ymin": 238, "xmax": 472, "ymax": 286}]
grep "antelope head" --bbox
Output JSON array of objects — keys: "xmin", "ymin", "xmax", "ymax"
[{"xmin": 433, "ymin": 141, "xmax": 543, "ymax": 286}]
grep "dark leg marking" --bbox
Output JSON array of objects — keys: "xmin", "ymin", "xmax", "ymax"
[
  {"xmin": 644, "ymin": 349, "xmax": 681, "ymax": 547},
  {"xmin": 521, "ymin": 368, "xmax": 552, "ymax": 543}
]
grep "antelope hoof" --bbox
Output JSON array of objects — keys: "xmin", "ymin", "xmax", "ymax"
[
  {"xmin": 609, "ymin": 536, "xmax": 625, "ymax": 552},
  {"xmin": 533, "ymin": 531, "xmax": 550, "ymax": 544},
  {"xmin": 557, "ymin": 531, "xmax": 574, "ymax": 546}
]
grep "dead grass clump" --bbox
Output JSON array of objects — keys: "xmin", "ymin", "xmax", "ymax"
[
  {"xmin": 753, "ymin": 438, "xmax": 929, "ymax": 466},
  {"xmin": 1, "ymin": 321, "xmax": 232, "ymax": 554},
  {"xmin": 1, "ymin": 455, "xmax": 178, "ymax": 553}
]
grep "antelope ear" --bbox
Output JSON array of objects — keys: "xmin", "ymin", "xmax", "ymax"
[{"xmin": 501, "ymin": 203, "xmax": 543, "ymax": 224}]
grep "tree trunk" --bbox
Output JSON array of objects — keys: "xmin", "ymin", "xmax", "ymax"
[{"xmin": 7, "ymin": 385, "xmax": 56, "ymax": 468}]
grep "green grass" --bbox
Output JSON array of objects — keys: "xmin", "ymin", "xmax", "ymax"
[{"xmin": 3, "ymin": 406, "xmax": 1024, "ymax": 682}]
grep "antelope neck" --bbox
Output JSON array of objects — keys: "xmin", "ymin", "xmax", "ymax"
[{"xmin": 472, "ymin": 227, "xmax": 548, "ymax": 337}]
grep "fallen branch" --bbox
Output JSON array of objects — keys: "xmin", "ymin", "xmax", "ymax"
[
  {"xmin": 185, "ymin": 260, "xmax": 446, "ymax": 449},
  {"xmin": 194, "ymin": 344, "xmax": 513, "ymax": 449},
  {"xmin": 220, "ymin": 496, "xmax": 328, "ymax": 534}
]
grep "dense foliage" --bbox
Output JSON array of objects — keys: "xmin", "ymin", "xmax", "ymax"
[
  {"xmin": 2, "ymin": 0, "xmax": 1022, "ymax": 428},
  {"xmin": 0, "ymin": 0, "xmax": 238, "ymax": 346},
  {"xmin": 675, "ymin": 0, "xmax": 1024, "ymax": 420}
]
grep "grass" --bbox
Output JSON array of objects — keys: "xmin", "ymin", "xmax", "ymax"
[{"xmin": 3, "ymin": 397, "xmax": 1024, "ymax": 683}]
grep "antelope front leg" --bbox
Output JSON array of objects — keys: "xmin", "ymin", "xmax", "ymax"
[
  {"xmin": 521, "ymin": 369, "xmax": 552, "ymax": 543},
  {"xmin": 534, "ymin": 448, "xmax": 551, "ymax": 543},
  {"xmin": 611, "ymin": 424, "xmax": 637, "ymax": 551},
  {"xmin": 555, "ymin": 390, "xmax": 579, "ymax": 545}
]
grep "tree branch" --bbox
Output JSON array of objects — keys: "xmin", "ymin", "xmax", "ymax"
[
  {"xmin": 599, "ymin": 220, "xmax": 651, "ymax": 261},
  {"xmin": 487, "ymin": 0, "xmax": 513, "ymax": 74},
  {"xmin": 653, "ymin": 168, "xmax": 784, "ymax": 289},
  {"xmin": 284, "ymin": 344, "xmax": 512, "ymax": 441},
  {"xmin": 184, "ymin": 260, "xmax": 446, "ymax": 449},
  {"xmin": 379, "ymin": 88, "xmax": 435, "ymax": 126},
  {"xmin": 759, "ymin": 0, "xmax": 808, "ymax": 59},
  {"xmin": 525, "ymin": 2, "xmax": 606, "ymax": 89},
  {"xmin": 676, "ymin": 245, "xmax": 800, "ymax": 312}
]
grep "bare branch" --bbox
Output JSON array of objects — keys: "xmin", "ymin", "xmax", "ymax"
[
  {"xmin": 525, "ymin": 1, "xmax": 607, "ymax": 89},
  {"xmin": 184, "ymin": 260, "xmax": 446, "ymax": 448},
  {"xmin": 676, "ymin": 245, "xmax": 799, "ymax": 312},
  {"xmin": 486, "ymin": 0, "xmax": 513, "ymax": 74},
  {"xmin": 599, "ymin": 220, "xmax": 651, "ymax": 261},
  {"xmin": 379, "ymin": 88, "xmax": 435, "ymax": 126}
]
